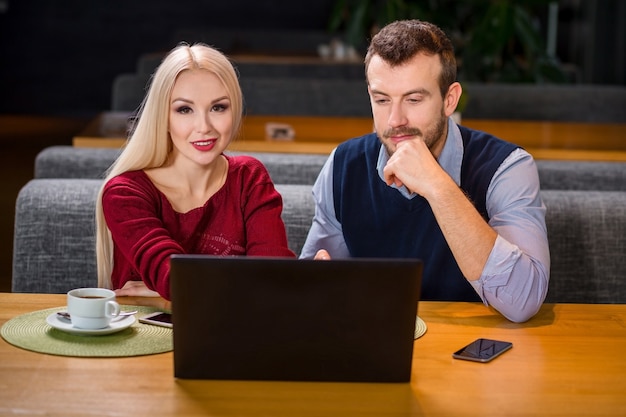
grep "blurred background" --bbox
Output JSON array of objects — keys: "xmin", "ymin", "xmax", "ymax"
[{"xmin": 0, "ymin": 0, "xmax": 624, "ymax": 118}]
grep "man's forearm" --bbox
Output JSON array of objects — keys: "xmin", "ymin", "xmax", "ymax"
[{"xmin": 427, "ymin": 177, "xmax": 497, "ymax": 280}]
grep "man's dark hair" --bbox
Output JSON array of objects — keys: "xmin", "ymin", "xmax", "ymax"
[{"xmin": 364, "ymin": 20, "xmax": 457, "ymax": 97}]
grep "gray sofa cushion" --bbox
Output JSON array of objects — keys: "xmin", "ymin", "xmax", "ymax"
[
  {"xmin": 12, "ymin": 179, "xmax": 315, "ymax": 293},
  {"xmin": 37, "ymin": 146, "xmax": 626, "ymax": 192},
  {"xmin": 12, "ymin": 179, "xmax": 101, "ymax": 293},
  {"xmin": 35, "ymin": 146, "xmax": 121, "ymax": 179},
  {"xmin": 536, "ymin": 160, "xmax": 626, "ymax": 191},
  {"xmin": 462, "ymin": 83, "xmax": 626, "ymax": 123},
  {"xmin": 542, "ymin": 190, "xmax": 626, "ymax": 303},
  {"xmin": 35, "ymin": 146, "xmax": 328, "ymax": 185},
  {"xmin": 12, "ymin": 179, "xmax": 626, "ymax": 304},
  {"xmin": 239, "ymin": 77, "xmax": 370, "ymax": 117},
  {"xmin": 112, "ymin": 73, "xmax": 371, "ymax": 116},
  {"xmin": 111, "ymin": 73, "xmax": 150, "ymax": 112},
  {"xmin": 228, "ymin": 151, "xmax": 327, "ymax": 186},
  {"xmin": 276, "ymin": 184, "xmax": 315, "ymax": 256}
]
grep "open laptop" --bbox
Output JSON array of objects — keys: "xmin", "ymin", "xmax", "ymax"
[{"xmin": 169, "ymin": 254, "xmax": 422, "ymax": 383}]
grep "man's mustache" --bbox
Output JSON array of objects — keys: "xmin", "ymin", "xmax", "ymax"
[{"xmin": 382, "ymin": 127, "xmax": 422, "ymax": 139}]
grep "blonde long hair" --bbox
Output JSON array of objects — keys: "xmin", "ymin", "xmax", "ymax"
[{"xmin": 95, "ymin": 43, "xmax": 243, "ymax": 288}]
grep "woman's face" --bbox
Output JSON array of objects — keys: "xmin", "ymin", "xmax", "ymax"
[{"xmin": 168, "ymin": 69, "xmax": 233, "ymax": 166}]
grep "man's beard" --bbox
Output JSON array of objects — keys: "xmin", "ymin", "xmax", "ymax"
[{"xmin": 381, "ymin": 110, "xmax": 448, "ymax": 156}]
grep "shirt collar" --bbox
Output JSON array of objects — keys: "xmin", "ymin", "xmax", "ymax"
[{"xmin": 376, "ymin": 117, "xmax": 463, "ymax": 198}]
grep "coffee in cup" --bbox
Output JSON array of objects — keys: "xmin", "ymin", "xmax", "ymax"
[{"xmin": 67, "ymin": 288, "xmax": 121, "ymax": 329}]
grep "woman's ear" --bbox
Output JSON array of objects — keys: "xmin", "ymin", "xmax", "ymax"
[{"xmin": 444, "ymin": 82, "xmax": 462, "ymax": 117}]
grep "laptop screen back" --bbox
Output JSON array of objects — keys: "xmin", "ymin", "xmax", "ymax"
[{"xmin": 170, "ymin": 255, "xmax": 422, "ymax": 382}]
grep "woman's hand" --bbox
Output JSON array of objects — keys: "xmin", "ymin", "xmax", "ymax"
[{"xmin": 114, "ymin": 280, "xmax": 160, "ymax": 297}]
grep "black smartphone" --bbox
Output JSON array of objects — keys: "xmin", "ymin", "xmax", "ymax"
[
  {"xmin": 138, "ymin": 312, "xmax": 173, "ymax": 328},
  {"xmin": 452, "ymin": 338, "xmax": 512, "ymax": 363}
]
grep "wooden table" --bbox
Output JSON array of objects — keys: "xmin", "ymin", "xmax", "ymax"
[
  {"xmin": 72, "ymin": 112, "xmax": 626, "ymax": 161},
  {"xmin": 1, "ymin": 292, "xmax": 625, "ymax": 416}
]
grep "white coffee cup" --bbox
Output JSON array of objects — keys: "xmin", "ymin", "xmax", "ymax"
[{"xmin": 67, "ymin": 288, "xmax": 121, "ymax": 329}]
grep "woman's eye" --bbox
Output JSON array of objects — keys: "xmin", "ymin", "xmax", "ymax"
[
  {"xmin": 212, "ymin": 103, "xmax": 229, "ymax": 112},
  {"xmin": 176, "ymin": 106, "xmax": 192, "ymax": 114}
]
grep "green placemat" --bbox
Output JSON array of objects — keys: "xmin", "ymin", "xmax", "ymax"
[{"xmin": 1, "ymin": 305, "xmax": 172, "ymax": 357}]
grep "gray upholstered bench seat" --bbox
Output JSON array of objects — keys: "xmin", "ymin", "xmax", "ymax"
[
  {"xmin": 12, "ymin": 179, "xmax": 314, "ymax": 293},
  {"xmin": 536, "ymin": 160, "xmax": 626, "ymax": 191},
  {"xmin": 35, "ymin": 146, "xmax": 626, "ymax": 191},
  {"xmin": 12, "ymin": 178, "xmax": 626, "ymax": 305},
  {"xmin": 543, "ymin": 190, "xmax": 626, "ymax": 303},
  {"xmin": 35, "ymin": 146, "xmax": 328, "ymax": 185}
]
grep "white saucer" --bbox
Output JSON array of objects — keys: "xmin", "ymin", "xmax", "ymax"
[
  {"xmin": 46, "ymin": 313, "xmax": 136, "ymax": 336},
  {"xmin": 415, "ymin": 316, "xmax": 427, "ymax": 339}
]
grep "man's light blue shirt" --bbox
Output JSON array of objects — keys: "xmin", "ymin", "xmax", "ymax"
[{"xmin": 300, "ymin": 118, "xmax": 550, "ymax": 322}]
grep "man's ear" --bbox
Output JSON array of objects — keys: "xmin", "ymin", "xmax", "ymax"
[{"xmin": 444, "ymin": 82, "xmax": 462, "ymax": 117}]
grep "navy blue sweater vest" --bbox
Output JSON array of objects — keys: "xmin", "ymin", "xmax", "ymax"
[{"xmin": 332, "ymin": 126, "xmax": 519, "ymax": 301}]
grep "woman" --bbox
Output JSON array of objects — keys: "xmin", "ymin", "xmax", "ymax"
[{"xmin": 95, "ymin": 43, "xmax": 295, "ymax": 300}]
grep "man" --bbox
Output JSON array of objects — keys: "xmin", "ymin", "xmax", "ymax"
[{"xmin": 300, "ymin": 20, "xmax": 550, "ymax": 323}]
